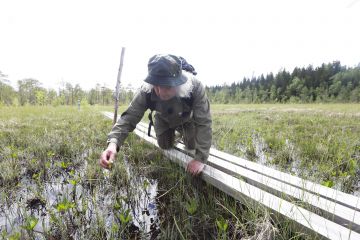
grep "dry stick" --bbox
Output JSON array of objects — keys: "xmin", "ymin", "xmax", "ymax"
[
  {"xmin": 173, "ymin": 216, "xmax": 186, "ymax": 240},
  {"xmin": 156, "ymin": 175, "xmax": 185, "ymax": 199},
  {"xmin": 113, "ymin": 47, "xmax": 126, "ymax": 125}
]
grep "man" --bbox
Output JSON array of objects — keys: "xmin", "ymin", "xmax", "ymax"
[{"xmin": 99, "ymin": 54, "xmax": 212, "ymax": 175}]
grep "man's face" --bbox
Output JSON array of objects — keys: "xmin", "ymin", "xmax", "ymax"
[{"xmin": 153, "ymin": 85, "xmax": 177, "ymax": 101}]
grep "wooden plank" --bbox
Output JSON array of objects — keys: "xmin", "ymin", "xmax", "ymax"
[
  {"xmin": 132, "ymin": 128, "xmax": 360, "ymax": 240},
  {"xmin": 135, "ymin": 120, "xmax": 360, "ymax": 212},
  {"xmin": 134, "ymin": 121, "xmax": 360, "ymax": 232},
  {"xmin": 103, "ymin": 111, "xmax": 114, "ymax": 120},
  {"xmin": 209, "ymin": 147, "xmax": 360, "ymax": 211}
]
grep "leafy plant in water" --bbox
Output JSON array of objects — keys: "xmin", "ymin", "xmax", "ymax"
[
  {"xmin": 1, "ymin": 230, "xmax": 22, "ymax": 240},
  {"xmin": 322, "ymin": 180, "xmax": 334, "ymax": 188},
  {"xmin": 7, "ymin": 232, "xmax": 21, "ymax": 240},
  {"xmin": 59, "ymin": 161, "xmax": 70, "ymax": 169},
  {"xmin": 55, "ymin": 198, "xmax": 76, "ymax": 212},
  {"xmin": 348, "ymin": 159, "xmax": 357, "ymax": 176},
  {"xmin": 119, "ymin": 209, "xmax": 132, "ymax": 225},
  {"xmin": 47, "ymin": 151, "xmax": 55, "ymax": 158},
  {"xmin": 113, "ymin": 197, "xmax": 132, "ymax": 226},
  {"xmin": 21, "ymin": 216, "xmax": 39, "ymax": 231},
  {"xmin": 32, "ymin": 172, "xmax": 41, "ymax": 181},
  {"xmin": 113, "ymin": 197, "xmax": 122, "ymax": 211},
  {"xmin": 68, "ymin": 179, "xmax": 77, "ymax": 185},
  {"xmin": 185, "ymin": 197, "xmax": 198, "ymax": 215},
  {"xmin": 143, "ymin": 179, "xmax": 150, "ymax": 190},
  {"xmin": 216, "ymin": 216, "xmax": 229, "ymax": 239},
  {"xmin": 30, "ymin": 158, "xmax": 38, "ymax": 164}
]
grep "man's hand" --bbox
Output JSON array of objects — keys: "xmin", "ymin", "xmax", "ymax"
[
  {"xmin": 99, "ymin": 143, "xmax": 118, "ymax": 169},
  {"xmin": 186, "ymin": 159, "xmax": 205, "ymax": 176}
]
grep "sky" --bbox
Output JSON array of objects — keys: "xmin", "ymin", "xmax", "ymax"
[{"xmin": 0, "ymin": 0, "xmax": 359, "ymax": 91}]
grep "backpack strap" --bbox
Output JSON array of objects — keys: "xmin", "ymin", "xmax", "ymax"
[
  {"xmin": 146, "ymin": 92, "xmax": 155, "ymax": 137},
  {"xmin": 147, "ymin": 112, "xmax": 153, "ymax": 137},
  {"xmin": 182, "ymin": 92, "xmax": 194, "ymax": 108},
  {"xmin": 145, "ymin": 91, "xmax": 194, "ymax": 137}
]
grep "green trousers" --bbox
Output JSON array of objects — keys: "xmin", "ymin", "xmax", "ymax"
[{"xmin": 155, "ymin": 119, "xmax": 196, "ymax": 150}]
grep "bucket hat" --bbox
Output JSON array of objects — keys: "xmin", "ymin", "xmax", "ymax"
[{"xmin": 144, "ymin": 54, "xmax": 188, "ymax": 87}]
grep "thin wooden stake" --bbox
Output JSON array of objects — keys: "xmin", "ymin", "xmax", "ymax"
[{"xmin": 113, "ymin": 47, "xmax": 126, "ymax": 125}]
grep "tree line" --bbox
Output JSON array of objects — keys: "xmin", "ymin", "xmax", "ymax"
[
  {"xmin": 0, "ymin": 71, "xmax": 134, "ymax": 106},
  {"xmin": 1, "ymin": 61, "xmax": 360, "ymax": 106},
  {"xmin": 206, "ymin": 61, "xmax": 360, "ymax": 103}
]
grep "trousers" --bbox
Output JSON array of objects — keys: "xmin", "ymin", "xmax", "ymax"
[{"xmin": 155, "ymin": 119, "xmax": 196, "ymax": 150}]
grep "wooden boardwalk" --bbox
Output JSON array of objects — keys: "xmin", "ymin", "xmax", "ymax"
[{"xmin": 103, "ymin": 112, "xmax": 360, "ymax": 240}]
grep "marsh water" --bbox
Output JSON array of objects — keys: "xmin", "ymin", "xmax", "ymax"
[
  {"xmin": 233, "ymin": 133, "xmax": 360, "ymax": 196},
  {"xmin": 0, "ymin": 155, "xmax": 160, "ymax": 239}
]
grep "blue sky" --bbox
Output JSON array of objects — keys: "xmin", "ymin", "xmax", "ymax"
[{"xmin": 0, "ymin": 0, "xmax": 359, "ymax": 90}]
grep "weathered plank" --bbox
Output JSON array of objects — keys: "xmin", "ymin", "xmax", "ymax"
[{"xmin": 209, "ymin": 147, "xmax": 360, "ymax": 211}]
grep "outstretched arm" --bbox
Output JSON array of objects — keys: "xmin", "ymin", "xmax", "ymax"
[
  {"xmin": 192, "ymin": 79, "xmax": 212, "ymax": 163},
  {"xmin": 186, "ymin": 79, "xmax": 212, "ymax": 175},
  {"xmin": 100, "ymin": 90, "xmax": 148, "ymax": 169}
]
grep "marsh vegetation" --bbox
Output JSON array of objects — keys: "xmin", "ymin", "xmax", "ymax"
[{"xmin": 0, "ymin": 104, "xmax": 358, "ymax": 239}]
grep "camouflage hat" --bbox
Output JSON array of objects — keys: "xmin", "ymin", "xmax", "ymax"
[{"xmin": 144, "ymin": 54, "xmax": 188, "ymax": 87}]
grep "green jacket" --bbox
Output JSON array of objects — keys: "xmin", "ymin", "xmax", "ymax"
[{"xmin": 107, "ymin": 75, "xmax": 212, "ymax": 163}]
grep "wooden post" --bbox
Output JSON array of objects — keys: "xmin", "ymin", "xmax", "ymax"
[{"xmin": 113, "ymin": 47, "xmax": 126, "ymax": 125}]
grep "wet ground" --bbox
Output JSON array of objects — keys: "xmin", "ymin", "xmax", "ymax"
[
  {"xmin": 0, "ymin": 154, "xmax": 161, "ymax": 239},
  {"xmin": 234, "ymin": 133, "xmax": 360, "ymax": 196}
]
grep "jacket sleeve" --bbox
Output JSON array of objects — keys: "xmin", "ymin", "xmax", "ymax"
[
  {"xmin": 192, "ymin": 80, "xmax": 212, "ymax": 163},
  {"xmin": 107, "ymin": 90, "xmax": 148, "ymax": 150}
]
